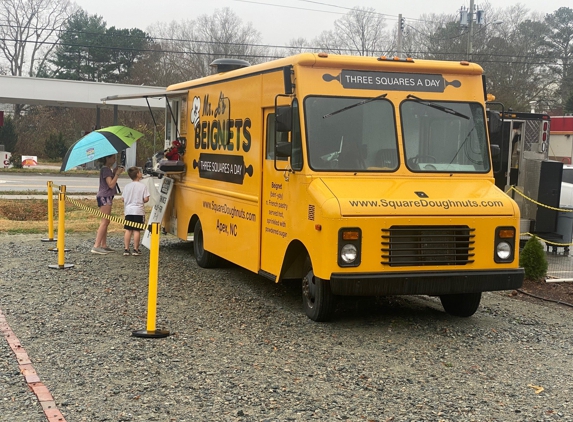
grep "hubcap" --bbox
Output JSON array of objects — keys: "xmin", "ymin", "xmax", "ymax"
[{"xmin": 303, "ymin": 270, "xmax": 316, "ymax": 305}]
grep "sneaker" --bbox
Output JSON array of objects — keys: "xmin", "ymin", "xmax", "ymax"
[
  {"xmin": 91, "ymin": 247, "xmax": 109, "ymax": 255},
  {"xmin": 123, "ymin": 249, "xmax": 131, "ymax": 256},
  {"xmin": 103, "ymin": 246, "xmax": 115, "ymax": 252},
  {"xmin": 132, "ymin": 249, "xmax": 142, "ymax": 256}
]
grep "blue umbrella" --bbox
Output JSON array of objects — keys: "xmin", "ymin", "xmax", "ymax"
[{"xmin": 60, "ymin": 126, "xmax": 144, "ymax": 172}]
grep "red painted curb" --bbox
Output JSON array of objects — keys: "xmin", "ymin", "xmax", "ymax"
[{"xmin": 0, "ymin": 308, "xmax": 67, "ymax": 422}]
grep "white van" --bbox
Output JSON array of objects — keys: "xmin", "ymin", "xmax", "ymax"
[{"xmin": 560, "ymin": 165, "xmax": 573, "ymax": 207}]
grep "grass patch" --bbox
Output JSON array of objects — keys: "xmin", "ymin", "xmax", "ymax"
[
  {"xmin": 0, "ymin": 198, "xmax": 136, "ymax": 234},
  {"xmin": 0, "ymin": 200, "xmax": 48, "ymax": 220}
]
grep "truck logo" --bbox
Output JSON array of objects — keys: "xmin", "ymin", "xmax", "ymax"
[
  {"xmin": 323, "ymin": 70, "xmax": 461, "ymax": 93},
  {"xmin": 191, "ymin": 94, "xmax": 252, "ymax": 152}
]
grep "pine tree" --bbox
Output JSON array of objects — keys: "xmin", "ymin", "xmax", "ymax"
[
  {"xmin": 44, "ymin": 132, "xmax": 69, "ymax": 160},
  {"xmin": 49, "ymin": 10, "xmax": 154, "ymax": 83},
  {"xmin": 0, "ymin": 116, "xmax": 18, "ymax": 152},
  {"xmin": 519, "ymin": 236, "xmax": 548, "ymax": 281}
]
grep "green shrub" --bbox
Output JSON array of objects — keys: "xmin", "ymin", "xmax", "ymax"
[
  {"xmin": 519, "ymin": 236, "xmax": 548, "ymax": 281},
  {"xmin": 8, "ymin": 153, "xmax": 22, "ymax": 168},
  {"xmin": 44, "ymin": 132, "xmax": 69, "ymax": 160}
]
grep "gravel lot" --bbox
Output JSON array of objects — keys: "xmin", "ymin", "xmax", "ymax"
[{"xmin": 1, "ymin": 232, "xmax": 573, "ymax": 422}]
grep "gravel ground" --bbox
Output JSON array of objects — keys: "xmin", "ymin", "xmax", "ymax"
[{"xmin": 1, "ymin": 233, "xmax": 573, "ymax": 422}]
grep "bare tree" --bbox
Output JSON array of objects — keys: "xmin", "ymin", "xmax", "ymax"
[
  {"xmin": 480, "ymin": 5, "xmax": 553, "ymax": 111},
  {"xmin": 404, "ymin": 5, "xmax": 554, "ymax": 111},
  {"xmin": 149, "ymin": 8, "xmax": 267, "ymax": 85},
  {"xmin": 0, "ymin": 0, "xmax": 74, "ymax": 77},
  {"xmin": 404, "ymin": 13, "xmax": 462, "ymax": 59},
  {"xmin": 279, "ymin": 37, "xmax": 314, "ymax": 56},
  {"xmin": 314, "ymin": 7, "xmax": 392, "ymax": 56},
  {"xmin": 0, "ymin": 0, "xmax": 74, "ymax": 118},
  {"xmin": 544, "ymin": 7, "xmax": 573, "ymax": 109}
]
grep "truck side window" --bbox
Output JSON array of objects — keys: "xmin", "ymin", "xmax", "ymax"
[
  {"xmin": 266, "ymin": 114, "xmax": 287, "ymax": 161},
  {"xmin": 291, "ymin": 100, "xmax": 303, "ymax": 171}
]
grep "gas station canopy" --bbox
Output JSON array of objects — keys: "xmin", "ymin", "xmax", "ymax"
[{"xmin": 0, "ymin": 75, "xmax": 168, "ymax": 111}]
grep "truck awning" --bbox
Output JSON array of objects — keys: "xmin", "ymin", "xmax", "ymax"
[{"xmin": 101, "ymin": 89, "xmax": 189, "ymax": 102}]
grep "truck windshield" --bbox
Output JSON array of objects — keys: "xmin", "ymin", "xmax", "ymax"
[
  {"xmin": 304, "ymin": 96, "xmax": 398, "ymax": 171},
  {"xmin": 401, "ymin": 100, "xmax": 490, "ymax": 173}
]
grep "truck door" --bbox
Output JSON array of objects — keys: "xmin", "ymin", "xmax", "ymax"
[{"xmin": 260, "ymin": 108, "xmax": 293, "ymax": 279}]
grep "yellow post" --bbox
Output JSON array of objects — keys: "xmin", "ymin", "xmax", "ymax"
[
  {"xmin": 41, "ymin": 181, "xmax": 56, "ymax": 243},
  {"xmin": 132, "ymin": 223, "xmax": 169, "ymax": 338},
  {"xmin": 132, "ymin": 222, "xmax": 169, "ymax": 338},
  {"xmin": 146, "ymin": 222, "xmax": 160, "ymax": 331},
  {"xmin": 49, "ymin": 185, "xmax": 74, "ymax": 270}
]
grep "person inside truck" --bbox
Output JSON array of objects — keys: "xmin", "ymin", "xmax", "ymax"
[
  {"xmin": 164, "ymin": 139, "xmax": 182, "ymax": 161},
  {"xmin": 510, "ymin": 124, "xmax": 522, "ymax": 185},
  {"xmin": 337, "ymin": 138, "xmax": 365, "ymax": 170}
]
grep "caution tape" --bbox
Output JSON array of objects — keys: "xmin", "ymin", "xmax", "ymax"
[
  {"xmin": 505, "ymin": 186, "xmax": 573, "ymax": 247},
  {"xmin": 506, "ymin": 185, "xmax": 573, "ymax": 213},
  {"xmin": 521, "ymin": 232, "xmax": 572, "ymax": 247},
  {"xmin": 61, "ymin": 190, "xmax": 147, "ymax": 230}
]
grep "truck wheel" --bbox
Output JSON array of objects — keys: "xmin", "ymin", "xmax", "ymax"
[
  {"xmin": 193, "ymin": 220, "xmax": 219, "ymax": 268},
  {"xmin": 439, "ymin": 292, "xmax": 482, "ymax": 317},
  {"xmin": 302, "ymin": 261, "xmax": 335, "ymax": 322}
]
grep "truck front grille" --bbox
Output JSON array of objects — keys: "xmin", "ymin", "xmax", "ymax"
[{"xmin": 381, "ymin": 225, "xmax": 475, "ymax": 267}]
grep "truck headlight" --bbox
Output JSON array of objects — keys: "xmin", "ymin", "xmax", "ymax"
[
  {"xmin": 340, "ymin": 244, "xmax": 357, "ymax": 263},
  {"xmin": 496, "ymin": 242, "xmax": 511, "ymax": 260},
  {"xmin": 338, "ymin": 228, "xmax": 362, "ymax": 267},
  {"xmin": 494, "ymin": 227, "xmax": 515, "ymax": 263}
]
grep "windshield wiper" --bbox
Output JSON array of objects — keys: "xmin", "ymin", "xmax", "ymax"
[
  {"xmin": 449, "ymin": 124, "xmax": 481, "ymax": 165},
  {"xmin": 406, "ymin": 94, "xmax": 469, "ymax": 120},
  {"xmin": 323, "ymin": 93, "xmax": 387, "ymax": 119}
]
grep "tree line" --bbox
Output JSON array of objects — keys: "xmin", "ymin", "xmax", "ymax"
[{"xmin": 0, "ymin": 0, "xmax": 571, "ymax": 161}]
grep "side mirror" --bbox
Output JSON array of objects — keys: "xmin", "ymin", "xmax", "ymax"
[
  {"xmin": 487, "ymin": 110, "xmax": 502, "ymax": 135},
  {"xmin": 491, "ymin": 144, "xmax": 501, "ymax": 173},
  {"xmin": 276, "ymin": 106, "xmax": 292, "ymax": 132},
  {"xmin": 276, "ymin": 142, "xmax": 292, "ymax": 157}
]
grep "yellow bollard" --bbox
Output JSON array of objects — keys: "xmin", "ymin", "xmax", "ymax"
[
  {"xmin": 49, "ymin": 185, "xmax": 74, "ymax": 270},
  {"xmin": 41, "ymin": 181, "xmax": 57, "ymax": 243},
  {"xmin": 132, "ymin": 222, "xmax": 170, "ymax": 339}
]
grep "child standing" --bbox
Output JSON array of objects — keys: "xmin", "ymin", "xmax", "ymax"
[{"xmin": 122, "ymin": 167, "xmax": 150, "ymax": 256}]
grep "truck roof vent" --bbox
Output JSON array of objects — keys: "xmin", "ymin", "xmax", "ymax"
[{"xmin": 210, "ymin": 58, "xmax": 251, "ymax": 73}]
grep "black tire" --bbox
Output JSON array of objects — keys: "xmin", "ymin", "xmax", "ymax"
[
  {"xmin": 302, "ymin": 260, "xmax": 335, "ymax": 322},
  {"xmin": 193, "ymin": 219, "xmax": 219, "ymax": 268},
  {"xmin": 440, "ymin": 292, "xmax": 482, "ymax": 317}
]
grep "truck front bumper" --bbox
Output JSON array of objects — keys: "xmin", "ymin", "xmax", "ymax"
[{"xmin": 329, "ymin": 269, "xmax": 524, "ymax": 296}]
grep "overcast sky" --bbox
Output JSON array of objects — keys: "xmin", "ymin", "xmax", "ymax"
[{"xmin": 72, "ymin": 0, "xmax": 569, "ymax": 45}]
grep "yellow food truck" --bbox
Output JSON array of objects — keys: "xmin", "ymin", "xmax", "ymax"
[{"xmin": 110, "ymin": 53, "xmax": 524, "ymax": 321}]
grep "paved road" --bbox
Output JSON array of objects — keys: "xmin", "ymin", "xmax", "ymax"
[{"xmin": 0, "ymin": 172, "xmax": 117, "ymax": 193}]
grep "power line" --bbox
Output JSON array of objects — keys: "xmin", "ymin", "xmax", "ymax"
[
  {"xmin": 235, "ymin": 0, "xmax": 426, "ymax": 23},
  {"xmin": 0, "ymin": 23, "xmax": 323, "ymax": 52},
  {"xmin": 0, "ymin": 31, "xmax": 559, "ymax": 65},
  {"xmin": 298, "ymin": 0, "xmax": 400, "ymax": 19},
  {"xmin": 0, "ymin": 19, "xmax": 563, "ymax": 66},
  {"xmin": 5, "ymin": 39, "xmax": 560, "ymax": 67},
  {"xmin": 234, "ymin": 0, "xmax": 344, "ymax": 16}
]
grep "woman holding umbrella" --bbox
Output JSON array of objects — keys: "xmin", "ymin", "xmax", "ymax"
[{"xmin": 92, "ymin": 154, "xmax": 124, "ymax": 254}]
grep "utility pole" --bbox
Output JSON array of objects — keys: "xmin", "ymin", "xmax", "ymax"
[
  {"xmin": 466, "ymin": 0, "xmax": 474, "ymax": 61},
  {"xmin": 397, "ymin": 14, "xmax": 403, "ymax": 57}
]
